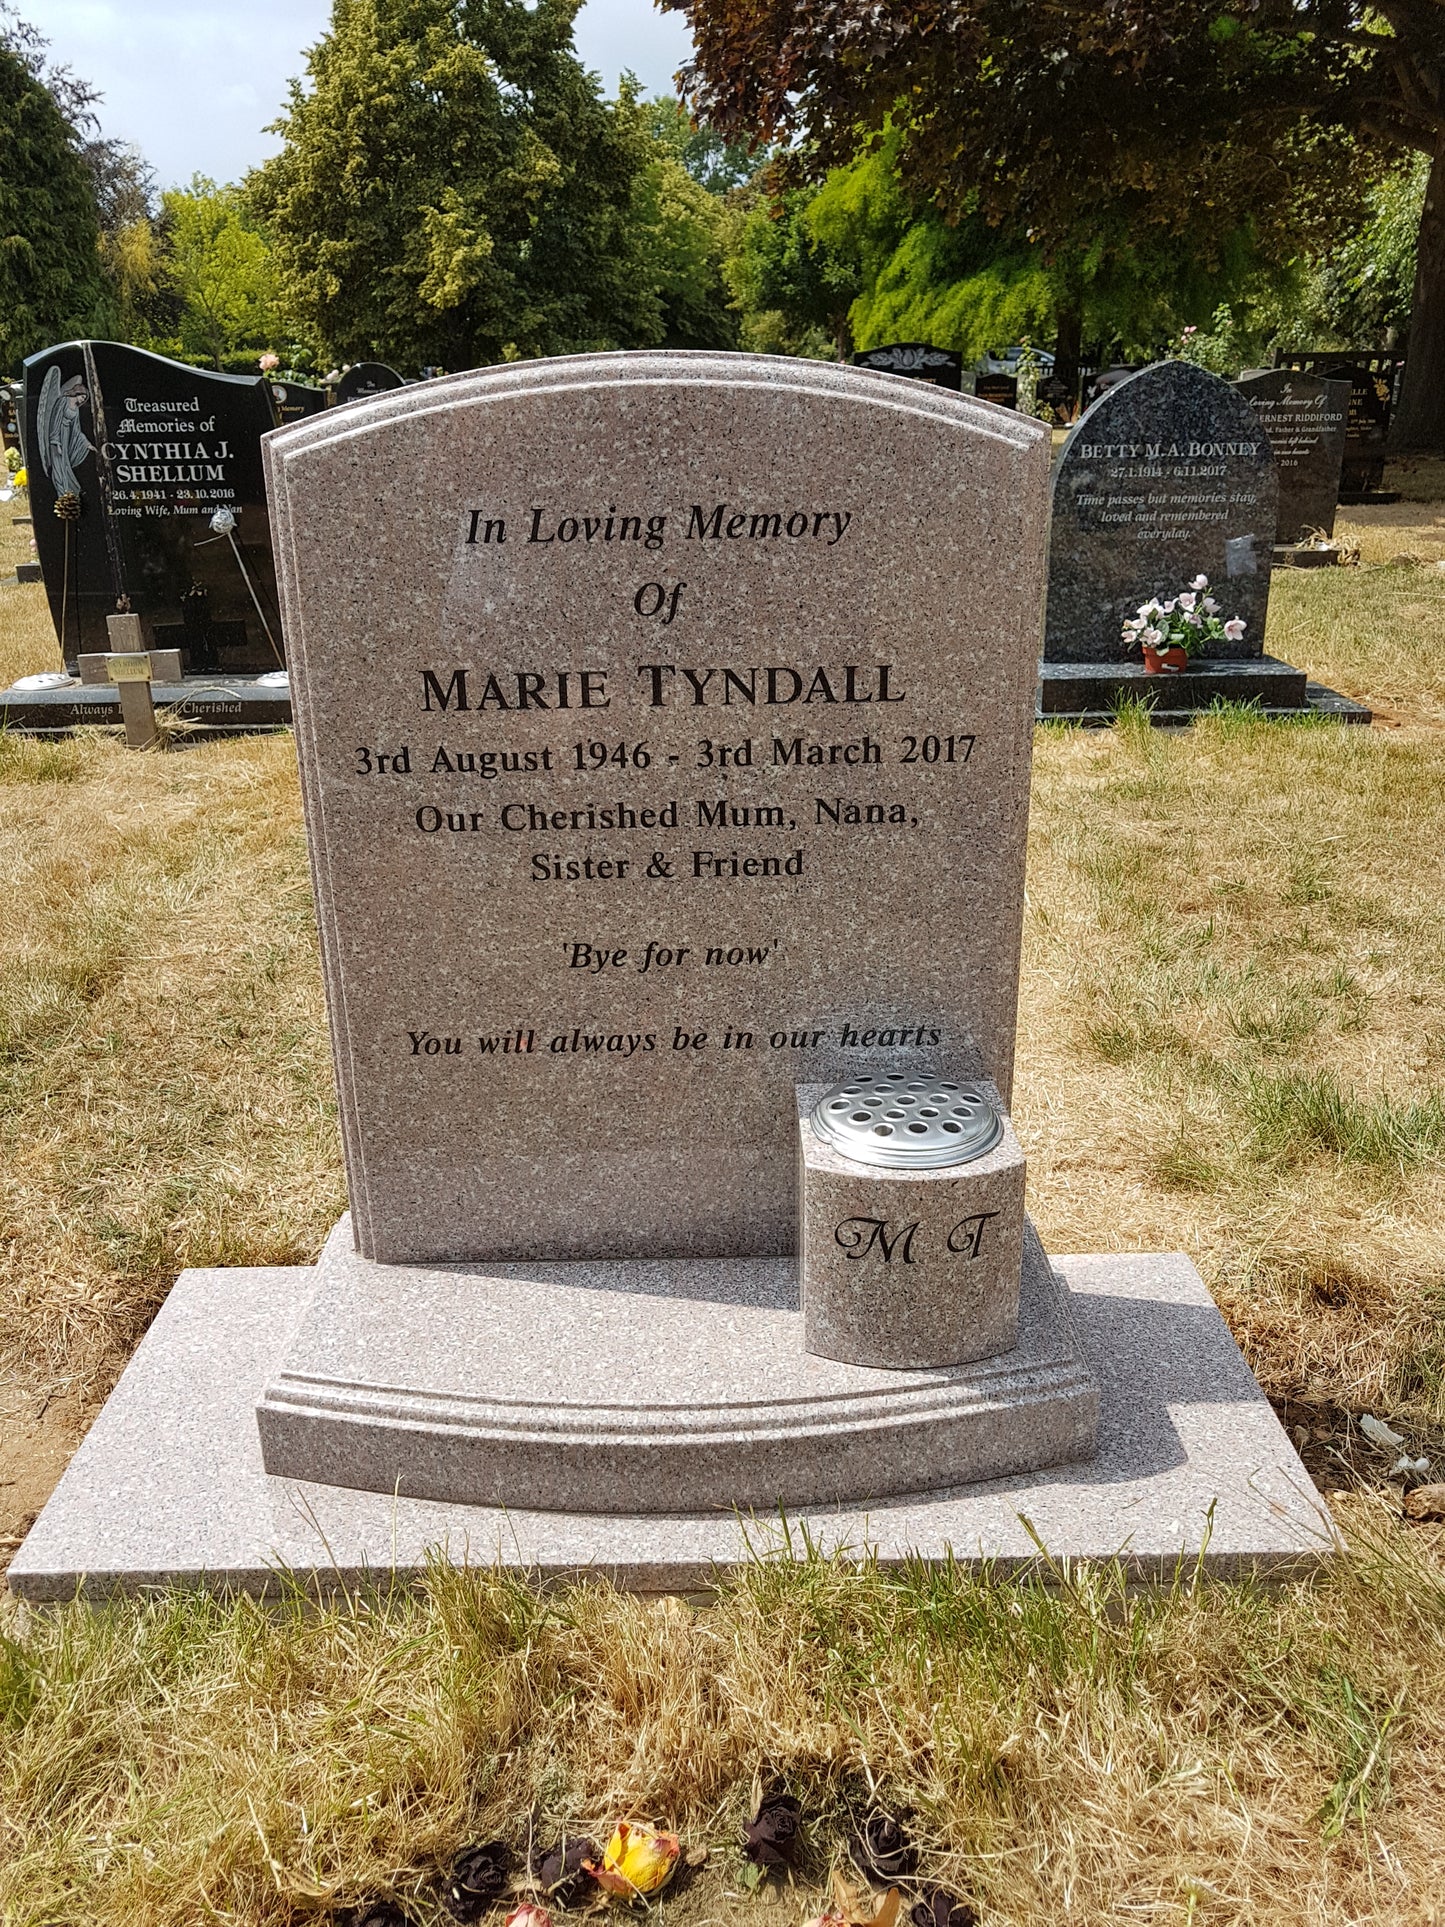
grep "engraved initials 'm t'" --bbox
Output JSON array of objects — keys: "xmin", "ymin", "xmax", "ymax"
[{"xmin": 834, "ymin": 1216, "xmax": 920, "ymax": 1264}]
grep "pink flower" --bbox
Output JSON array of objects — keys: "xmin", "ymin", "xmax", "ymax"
[
  {"xmin": 258, "ymin": 352, "xmax": 280, "ymax": 372},
  {"xmin": 1223, "ymin": 617, "xmax": 1247, "ymax": 641},
  {"xmin": 1190, "ymin": 574, "xmax": 1209, "ymax": 591},
  {"xmin": 1202, "ymin": 596, "xmax": 1219, "ymax": 614},
  {"xmin": 1178, "ymin": 592, "xmax": 1197, "ymax": 611}
]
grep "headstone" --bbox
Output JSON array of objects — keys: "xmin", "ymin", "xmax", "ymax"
[
  {"xmin": 270, "ymin": 380, "xmax": 327, "ymax": 426},
  {"xmin": 1035, "ymin": 375, "xmax": 1076, "ymax": 424},
  {"xmin": 973, "ymin": 374, "xmax": 1018, "ymax": 409},
  {"xmin": 851, "ymin": 343, "xmax": 963, "ymax": 391},
  {"xmin": 334, "ymin": 361, "xmax": 407, "ymax": 405},
  {"xmin": 1082, "ymin": 364, "xmax": 1144, "ymax": 409},
  {"xmin": 1044, "ymin": 360, "xmax": 1276, "ymax": 664},
  {"xmin": 1235, "ymin": 370, "xmax": 1350, "ymax": 543},
  {"xmin": 266, "ymin": 353, "xmax": 1048, "ymax": 1264},
  {"xmin": 1275, "ymin": 353, "xmax": 1402, "ymax": 498},
  {"xmin": 22, "ymin": 340, "xmax": 283, "ymax": 672},
  {"xmin": 0, "ymin": 382, "xmax": 20, "ymax": 454}
]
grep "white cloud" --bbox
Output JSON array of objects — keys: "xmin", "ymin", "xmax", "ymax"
[{"xmin": 36, "ymin": 0, "xmax": 693, "ymax": 188}]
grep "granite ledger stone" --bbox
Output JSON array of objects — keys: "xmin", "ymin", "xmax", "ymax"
[
  {"xmin": 265, "ymin": 352, "xmax": 1051, "ymax": 1266},
  {"xmin": 1236, "ymin": 370, "xmax": 1350, "ymax": 544},
  {"xmin": 1045, "ymin": 360, "xmax": 1277, "ymax": 664}
]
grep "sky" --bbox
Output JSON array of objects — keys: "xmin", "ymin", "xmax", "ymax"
[{"xmin": 36, "ymin": 0, "xmax": 696, "ymax": 190}]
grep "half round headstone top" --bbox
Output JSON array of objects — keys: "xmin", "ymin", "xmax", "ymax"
[{"xmin": 1045, "ymin": 359, "xmax": 1277, "ymax": 664}]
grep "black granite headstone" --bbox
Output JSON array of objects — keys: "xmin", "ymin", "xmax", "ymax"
[
  {"xmin": 334, "ymin": 362, "xmax": 406, "ymax": 405},
  {"xmin": 1082, "ymin": 364, "xmax": 1145, "ymax": 410},
  {"xmin": 1036, "ymin": 375, "xmax": 1076, "ymax": 424},
  {"xmin": 23, "ymin": 340, "xmax": 283, "ymax": 671},
  {"xmin": 1235, "ymin": 370, "xmax": 1350, "ymax": 543},
  {"xmin": 973, "ymin": 373, "xmax": 1018, "ymax": 409},
  {"xmin": 851, "ymin": 343, "xmax": 963, "ymax": 391},
  {"xmin": 1044, "ymin": 360, "xmax": 1277, "ymax": 663},
  {"xmin": 270, "ymin": 380, "xmax": 327, "ymax": 426},
  {"xmin": 1276, "ymin": 353, "xmax": 1401, "ymax": 497},
  {"xmin": 1, "ymin": 383, "xmax": 20, "ymax": 455}
]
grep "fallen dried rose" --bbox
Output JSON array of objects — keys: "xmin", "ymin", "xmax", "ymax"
[
  {"xmin": 506, "ymin": 1905, "xmax": 553, "ymax": 1927},
  {"xmin": 745, "ymin": 1791, "xmax": 803, "ymax": 1869},
  {"xmin": 849, "ymin": 1812, "xmax": 919, "ymax": 1883},
  {"xmin": 910, "ymin": 1888, "xmax": 979, "ymax": 1927},
  {"xmin": 832, "ymin": 1869, "xmax": 902, "ymax": 1927},
  {"xmin": 1404, "ymin": 1482, "xmax": 1445, "ymax": 1520},
  {"xmin": 587, "ymin": 1821, "xmax": 682, "ymax": 1897},
  {"xmin": 351, "ymin": 1903, "xmax": 410, "ymax": 1927},
  {"xmin": 445, "ymin": 1840, "xmax": 513, "ymax": 1922},
  {"xmin": 537, "ymin": 1837, "xmax": 599, "ymax": 1907}
]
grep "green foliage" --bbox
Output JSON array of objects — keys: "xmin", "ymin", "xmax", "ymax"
[
  {"xmin": 152, "ymin": 177, "xmax": 278, "ymax": 369},
  {"xmin": 632, "ymin": 138, "xmax": 737, "ymax": 350},
  {"xmin": 723, "ymin": 177, "xmax": 859, "ymax": 359},
  {"xmin": 641, "ymin": 95, "xmax": 754, "ymax": 194},
  {"xmin": 0, "ymin": 38, "xmax": 110, "ymax": 367},
  {"xmin": 250, "ymin": 0, "xmax": 666, "ymax": 369}
]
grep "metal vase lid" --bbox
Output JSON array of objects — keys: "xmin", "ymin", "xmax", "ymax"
[{"xmin": 809, "ymin": 1072, "xmax": 1003, "ymax": 1170}]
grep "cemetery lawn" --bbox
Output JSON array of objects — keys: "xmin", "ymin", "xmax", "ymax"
[{"xmin": 3, "ymin": 482, "xmax": 1445, "ymax": 1919}]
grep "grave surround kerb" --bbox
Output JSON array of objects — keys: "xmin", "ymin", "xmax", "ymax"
[{"xmin": 264, "ymin": 351, "xmax": 1049, "ymax": 1268}]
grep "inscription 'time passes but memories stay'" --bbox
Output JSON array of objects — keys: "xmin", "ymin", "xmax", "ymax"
[{"xmin": 348, "ymin": 497, "xmax": 982, "ymax": 890}]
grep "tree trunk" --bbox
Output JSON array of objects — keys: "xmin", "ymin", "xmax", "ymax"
[
  {"xmin": 1053, "ymin": 305, "xmax": 1083, "ymax": 409},
  {"xmin": 1392, "ymin": 134, "xmax": 1445, "ymax": 451}
]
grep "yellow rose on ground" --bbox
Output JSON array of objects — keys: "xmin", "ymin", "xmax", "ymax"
[{"xmin": 588, "ymin": 1821, "xmax": 681, "ymax": 1897}]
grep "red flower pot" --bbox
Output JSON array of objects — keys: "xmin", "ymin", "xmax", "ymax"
[{"xmin": 1142, "ymin": 642, "xmax": 1190, "ymax": 675}]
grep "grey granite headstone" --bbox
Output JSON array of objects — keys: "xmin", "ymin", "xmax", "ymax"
[
  {"xmin": 266, "ymin": 353, "xmax": 1050, "ymax": 1267},
  {"xmin": 1044, "ymin": 361, "xmax": 1277, "ymax": 663},
  {"xmin": 1236, "ymin": 370, "xmax": 1350, "ymax": 543}
]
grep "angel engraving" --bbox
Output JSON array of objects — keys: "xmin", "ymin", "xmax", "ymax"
[{"xmin": 36, "ymin": 366, "xmax": 94, "ymax": 498}]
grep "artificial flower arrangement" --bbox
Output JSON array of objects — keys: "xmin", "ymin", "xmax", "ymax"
[{"xmin": 1121, "ymin": 575, "xmax": 1247, "ymax": 673}]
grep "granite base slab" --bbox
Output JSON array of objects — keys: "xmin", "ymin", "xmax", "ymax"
[
  {"xmin": 8, "ymin": 1251, "xmax": 1335, "ymax": 1599},
  {"xmin": 1038, "ymin": 655, "xmax": 1308, "ymax": 716},
  {"xmin": 256, "ymin": 1220, "xmax": 1097, "ymax": 1511},
  {"xmin": 0, "ymin": 675, "xmax": 292, "ymax": 735},
  {"xmin": 1038, "ymin": 666, "xmax": 1370, "ymax": 728}
]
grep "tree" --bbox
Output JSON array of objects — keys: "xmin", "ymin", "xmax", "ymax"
[
  {"xmin": 158, "ymin": 177, "xmax": 279, "ymax": 368},
  {"xmin": 632, "ymin": 128, "xmax": 738, "ymax": 349},
  {"xmin": 0, "ymin": 10, "xmax": 111, "ymax": 366},
  {"xmin": 668, "ymin": 0, "xmax": 1444, "ymax": 445},
  {"xmin": 724, "ymin": 174, "xmax": 862, "ymax": 358},
  {"xmin": 251, "ymin": 0, "xmax": 664, "ymax": 369}
]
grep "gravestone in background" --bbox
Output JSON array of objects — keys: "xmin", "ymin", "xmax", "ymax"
[
  {"xmin": 334, "ymin": 361, "xmax": 407, "ymax": 405},
  {"xmin": 851, "ymin": 343, "xmax": 963, "ymax": 391},
  {"xmin": 8, "ymin": 353, "xmax": 1331, "ymax": 1594},
  {"xmin": 974, "ymin": 373, "xmax": 1018, "ymax": 409},
  {"xmin": 1036, "ymin": 375, "xmax": 1076, "ymax": 424},
  {"xmin": 22, "ymin": 340, "xmax": 283, "ymax": 671},
  {"xmin": 270, "ymin": 380, "xmax": 327, "ymax": 426},
  {"xmin": 1275, "ymin": 353, "xmax": 1402, "ymax": 498},
  {"xmin": 1236, "ymin": 369, "xmax": 1350, "ymax": 545},
  {"xmin": 1, "ymin": 382, "xmax": 20, "ymax": 454},
  {"xmin": 1045, "ymin": 360, "xmax": 1276, "ymax": 665}
]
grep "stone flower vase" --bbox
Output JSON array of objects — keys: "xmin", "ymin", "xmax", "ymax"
[{"xmin": 1142, "ymin": 641, "xmax": 1190, "ymax": 675}]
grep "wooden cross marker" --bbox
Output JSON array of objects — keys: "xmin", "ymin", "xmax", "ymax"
[{"xmin": 105, "ymin": 612, "xmax": 160, "ymax": 750}]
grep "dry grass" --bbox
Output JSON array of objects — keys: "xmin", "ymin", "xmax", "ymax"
[
  {"xmin": 1020, "ymin": 706, "xmax": 1445, "ymax": 1456},
  {"xmin": 3, "ymin": 1527, "xmax": 1445, "ymax": 1925},
  {"xmin": 0, "ymin": 725, "xmax": 342, "ymax": 1397},
  {"xmin": 3, "ymin": 472, "xmax": 1445, "ymax": 1924}
]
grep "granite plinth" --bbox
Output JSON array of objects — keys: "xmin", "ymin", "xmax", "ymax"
[
  {"xmin": 8, "ymin": 1250, "xmax": 1335, "ymax": 1599},
  {"xmin": 0, "ymin": 674, "xmax": 292, "ymax": 735},
  {"xmin": 1038, "ymin": 656, "xmax": 1307, "ymax": 717},
  {"xmin": 1036, "ymin": 662, "xmax": 1371, "ymax": 728},
  {"xmin": 256, "ymin": 1218, "xmax": 1096, "ymax": 1511},
  {"xmin": 15, "ymin": 559, "xmax": 41, "ymax": 583},
  {"xmin": 1272, "ymin": 545, "xmax": 1340, "ymax": 569}
]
